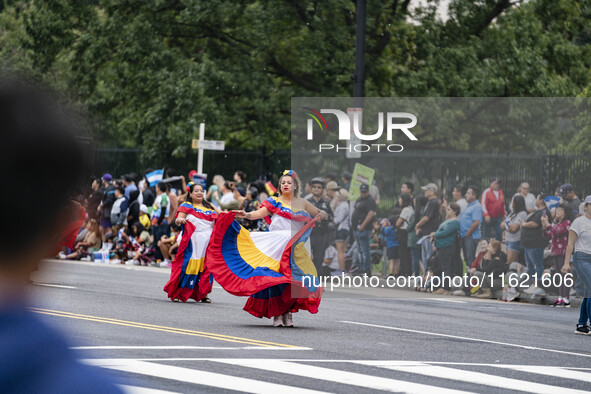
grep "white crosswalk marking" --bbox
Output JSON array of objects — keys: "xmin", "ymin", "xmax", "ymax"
[
  {"xmin": 426, "ymin": 363, "xmax": 591, "ymax": 384},
  {"xmin": 211, "ymin": 359, "xmax": 474, "ymax": 394},
  {"xmin": 84, "ymin": 359, "xmax": 327, "ymax": 394},
  {"xmin": 350, "ymin": 361, "xmax": 589, "ymax": 394},
  {"xmin": 492, "ymin": 365, "xmax": 591, "ymax": 384},
  {"xmin": 86, "ymin": 358, "xmax": 591, "ymax": 393}
]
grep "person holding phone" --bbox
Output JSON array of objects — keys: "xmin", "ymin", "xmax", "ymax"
[
  {"xmin": 501, "ymin": 194, "xmax": 527, "ymax": 265},
  {"xmin": 542, "ymin": 203, "xmax": 574, "ymax": 307}
]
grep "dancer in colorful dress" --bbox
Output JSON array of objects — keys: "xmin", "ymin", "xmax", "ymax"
[
  {"xmin": 163, "ymin": 182, "xmax": 221, "ymax": 303},
  {"xmin": 207, "ymin": 170, "xmax": 327, "ymax": 327}
]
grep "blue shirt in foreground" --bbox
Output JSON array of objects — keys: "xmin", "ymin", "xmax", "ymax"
[{"xmin": 0, "ymin": 306, "xmax": 122, "ymax": 394}]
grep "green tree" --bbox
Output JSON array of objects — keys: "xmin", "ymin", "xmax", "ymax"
[{"xmin": 0, "ymin": 0, "xmax": 589, "ymax": 160}]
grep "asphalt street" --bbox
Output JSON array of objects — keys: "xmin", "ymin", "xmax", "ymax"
[{"xmin": 28, "ymin": 260, "xmax": 591, "ymax": 393}]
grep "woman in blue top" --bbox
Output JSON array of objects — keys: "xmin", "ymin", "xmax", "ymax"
[{"xmin": 431, "ymin": 202, "xmax": 461, "ymax": 294}]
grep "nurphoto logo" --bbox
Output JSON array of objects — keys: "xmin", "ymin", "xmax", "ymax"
[{"xmin": 305, "ymin": 108, "xmax": 418, "ymax": 153}]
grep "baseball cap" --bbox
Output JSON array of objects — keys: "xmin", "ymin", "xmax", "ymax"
[
  {"xmin": 559, "ymin": 184, "xmax": 574, "ymax": 197},
  {"xmin": 236, "ymin": 186, "xmax": 246, "ymax": 197},
  {"xmin": 360, "ymin": 183, "xmax": 369, "ymax": 192},
  {"xmin": 102, "ymin": 173, "xmax": 112, "ymax": 181},
  {"xmin": 421, "ymin": 183, "xmax": 438, "ymax": 192},
  {"xmin": 140, "ymin": 204, "xmax": 149, "ymax": 214},
  {"xmin": 326, "ymin": 181, "xmax": 340, "ymax": 190},
  {"xmin": 583, "ymin": 195, "xmax": 591, "ymax": 205},
  {"xmin": 310, "ymin": 177, "xmax": 325, "ymax": 187}
]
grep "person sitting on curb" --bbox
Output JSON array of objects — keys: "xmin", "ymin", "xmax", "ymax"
[{"xmin": 471, "ymin": 240, "xmax": 507, "ymax": 299}]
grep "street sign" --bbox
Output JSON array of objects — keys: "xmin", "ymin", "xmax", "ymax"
[
  {"xmin": 192, "ymin": 139, "xmax": 225, "ymax": 151},
  {"xmin": 192, "ymin": 123, "xmax": 226, "ymax": 174}
]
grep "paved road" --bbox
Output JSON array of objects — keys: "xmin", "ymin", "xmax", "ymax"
[{"xmin": 29, "ymin": 260, "xmax": 591, "ymax": 393}]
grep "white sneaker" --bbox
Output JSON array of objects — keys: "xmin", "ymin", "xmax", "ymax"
[
  {"xmin": 124, "ymin": 260, "xmax": 135, "ymax": 265},
  {"xmin": 283, "ymin": 312, "xmax": 294, "ymax": 327},
  {"xmin": 159, "ymin": 260, "xmax": 172, "ymax": 268},
  {"xmin": 58, "ymin": 252, "xmax": 66, "ymax": 260},
  {"xmin": 506, "ymin": 287, "xmax": 519, "ymax": 302},
  {"xmin": 110, "ymin": 259, "xmax": 121, "ymax": 264},
  {"xmin": 80, "ymin": 256, "xmax": 91, "ymax": 261},
  {"xmin": 273, "ymin": 315, "xmax": 284, "ymax": 327}
]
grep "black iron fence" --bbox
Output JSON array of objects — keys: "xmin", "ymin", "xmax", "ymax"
[
  {"xmin": 293, "ymin": 150, "xmax": 591, "ymax": 215},
  {"xmin": 86, "ymin": 147, "xmax": 287, "ymax": 185},
  {"xmin": 88, "ymin": 147, "xmax": 591, "ymax": 215}
]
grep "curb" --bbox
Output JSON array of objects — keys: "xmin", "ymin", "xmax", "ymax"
[{"xmin": 373, "ymin": 275, "xmax": 583, "ymax": 308}]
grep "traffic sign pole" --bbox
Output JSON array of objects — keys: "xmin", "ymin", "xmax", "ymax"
[
  {"xmin": 197, "ymin": 123, "xmax": 205, "ymax": 174},
  {"xmin": 192, "ymin": 124, "xmax": 225, "ymax": 175}
]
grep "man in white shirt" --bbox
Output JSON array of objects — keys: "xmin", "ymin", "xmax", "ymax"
[
  {"xmin": 453, "ymin": 184, "xmax": 468, "ymax": 213},
  {"xmin": 511, "ymin": 182, "xmax": 536, "ymax": 213},
  {"xmin": 219, "ymin": 181, "xmax": 236, "ymax": 206}
]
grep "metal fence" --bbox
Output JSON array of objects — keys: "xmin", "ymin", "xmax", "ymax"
[
  {"xmin": 89, "ymin": 147, "xmax": 591, "ymax": 214},
  {"xmin": 293, "ymin": 150, "xmax": 591, "ymax": 214},
  {"xmin": 86, "ymin": 147, "xmax": 287, "ymax": 185}
]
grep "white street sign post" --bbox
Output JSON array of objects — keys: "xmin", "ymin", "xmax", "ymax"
[{"xmin": 192, "ymin": 123, "xmax": 225, "ymax": 174}]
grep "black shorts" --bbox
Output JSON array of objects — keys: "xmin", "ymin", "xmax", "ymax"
[
  {"xmin": 387, "ymin": 246, "xmax": 400, "ymax": 259},
  {"xmin": 336, "ymin": 229, "xmax": 349, "ymax": 242}
]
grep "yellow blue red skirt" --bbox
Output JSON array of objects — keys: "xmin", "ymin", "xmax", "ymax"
[{"xmin": 207, "ymin": 212, "xmax": 323, "ymax": 318}]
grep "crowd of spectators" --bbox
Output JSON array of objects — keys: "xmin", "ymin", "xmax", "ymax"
[
  {"xmin": 298, "ymin": 175, "xmax": 589, "ymax": 308},
  {"xmin": 59, "ymin": 169, "xmax": 274, "ymax": 267},
  {"xmin": 60, "ymin": 168, "xmax": 588, "ymax": 306}
]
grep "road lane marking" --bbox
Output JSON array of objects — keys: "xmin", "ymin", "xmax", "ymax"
[
  {"xmin": 33, "ymin": 283, "xmax": 77, "ymax": 289},
  {"xmin": 350, "ymin": 361, "xmax": 588, "ymax": 394},
  {"xmin": 30, "ymin": 308, "xmax": 304, "ymax": 348},
  {"xmin": 422, "ymin": 298, "xmax": 467, "ymax": 304},
  {"xmin": 341, "ymin": 321, "xmax": 591, "ymax": 358},
  {"xmin": 73, "ymin": 346, "xmax": 312, "ymax": 350},
  {"xmin": 85, "ymin": 359, "xmax": 327, "ymax": 394},
  {"xmin": 210, "ymin": 359, "xmax": 474, "ymax": 394}
]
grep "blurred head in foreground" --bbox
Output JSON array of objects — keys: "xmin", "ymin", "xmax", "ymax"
[
  {"xmin": 0, "ymin": 78, "xmax": 86, "ymax": 283},
  {"xmin": 0, "ymin": 76, "xmax": 121, "ymax": 393}
]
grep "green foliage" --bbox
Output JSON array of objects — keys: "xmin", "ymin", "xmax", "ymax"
[{"xmin": 0, "ymin": 0, "xmax": 590, "ymax": 160}]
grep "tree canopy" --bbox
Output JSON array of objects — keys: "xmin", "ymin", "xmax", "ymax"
[{"xmin": 0, "ymin": 0, "xmax": 590, "ymax": 161}]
